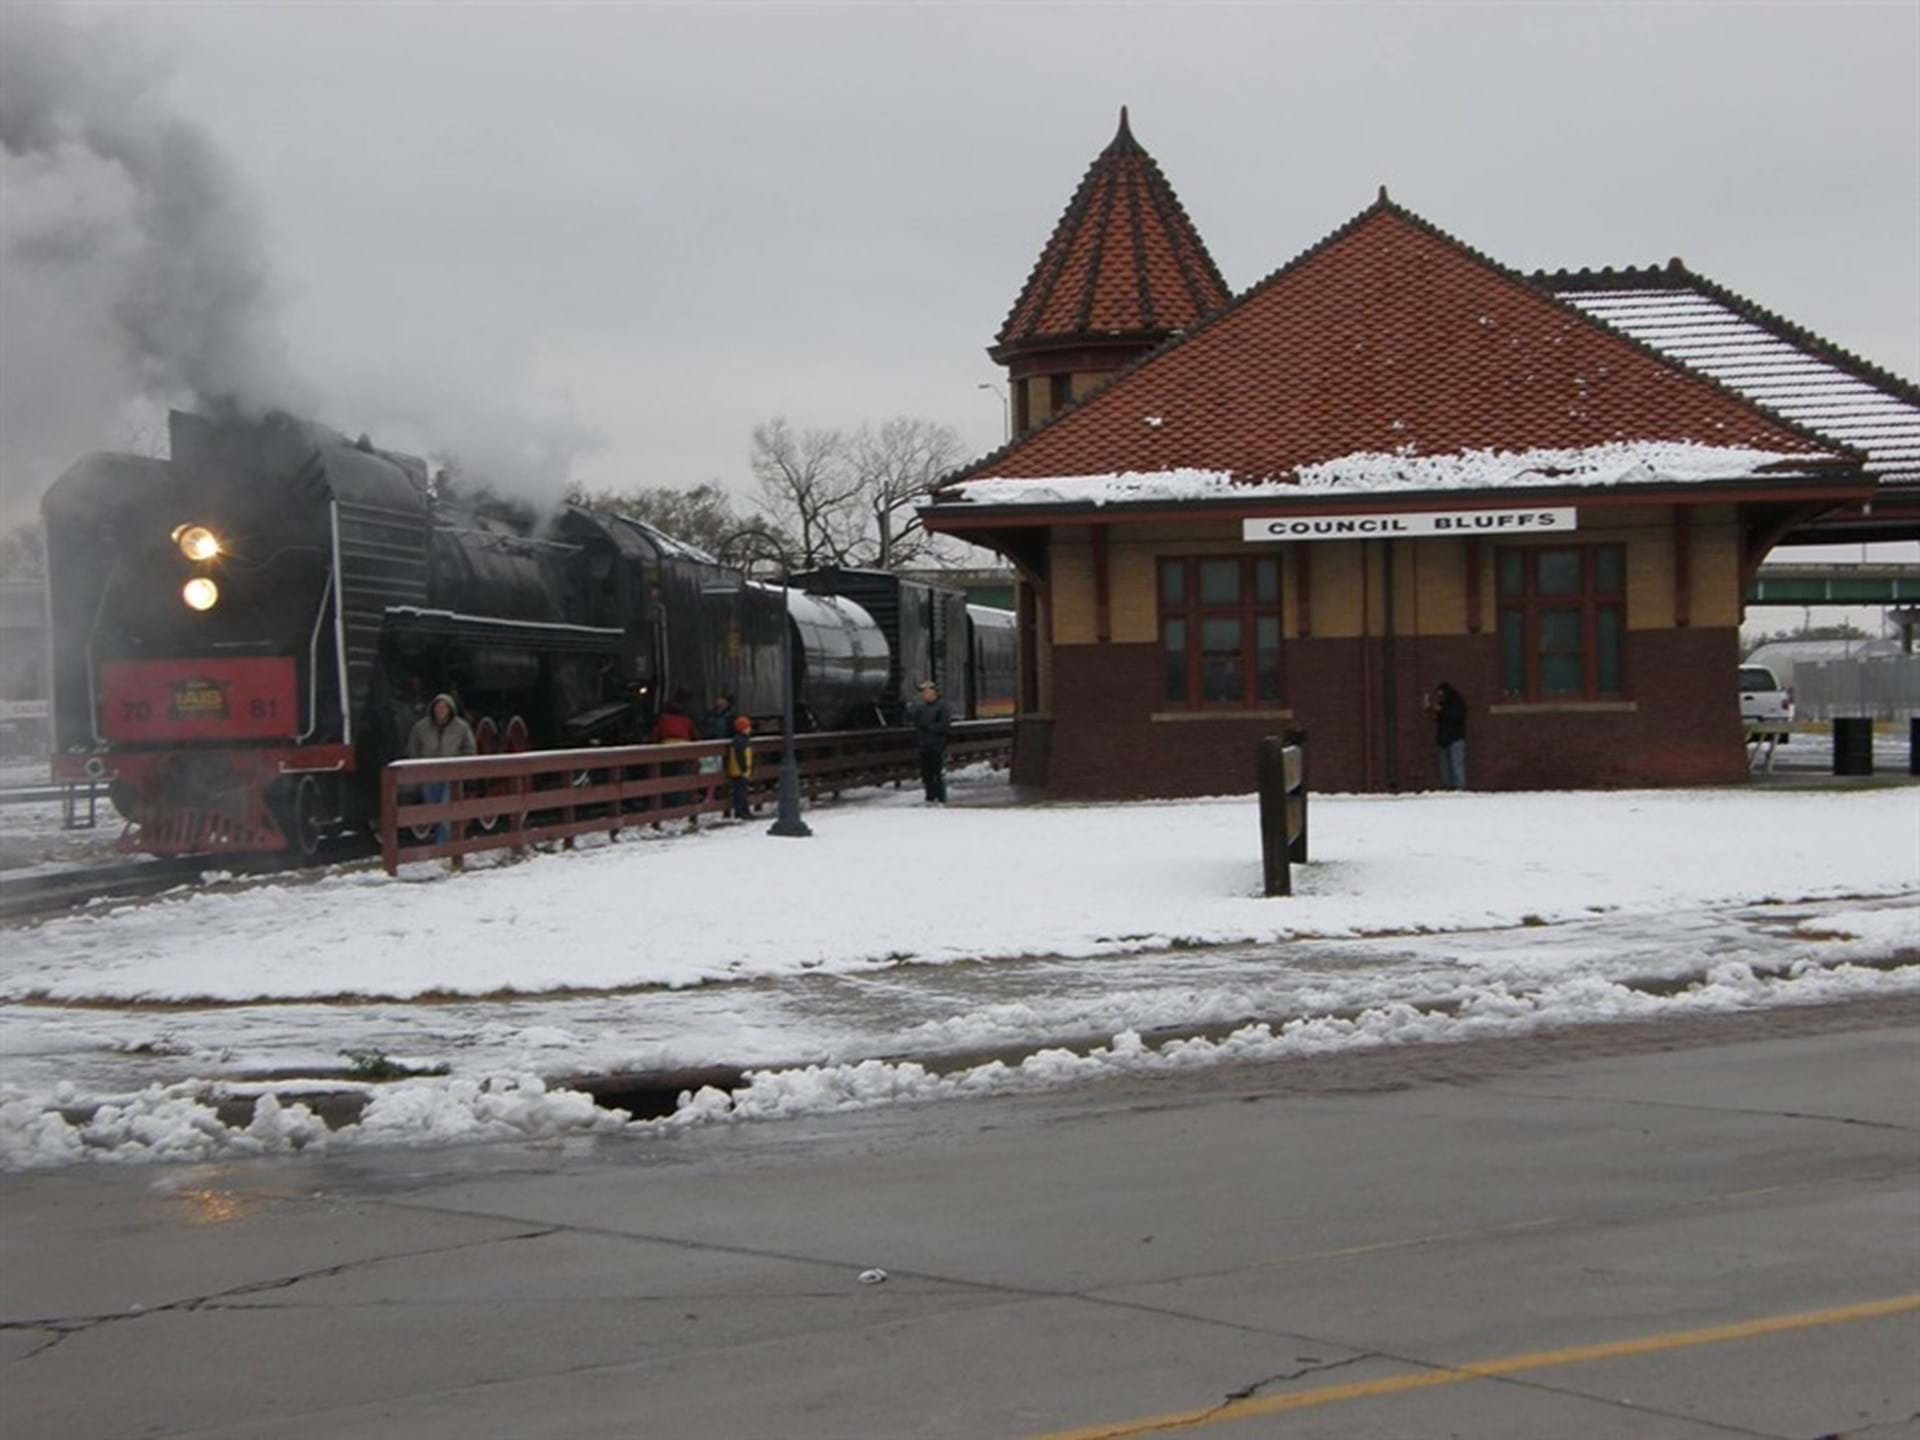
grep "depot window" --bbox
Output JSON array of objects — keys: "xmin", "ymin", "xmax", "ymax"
[
  {"xmin": 1158, "ymin": 556, "xmax": 1283, "ymax": 707},
  {"xmin": 1496, "ymin": 544, "xmax": 1626, "ymax": 700}
]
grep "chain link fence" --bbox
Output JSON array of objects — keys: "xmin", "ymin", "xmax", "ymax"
[{"xmin": 1793, "ymin": 657, "xmax": 1920, "ymax": 720}]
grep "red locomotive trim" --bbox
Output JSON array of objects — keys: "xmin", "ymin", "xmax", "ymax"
[
  {"xmin": 101, "ymin": 657, "xmax": 299, "ymax": 743},
  {"xmin": 52, "ymin": 745, "xmax": 355, "ymax": 783}
]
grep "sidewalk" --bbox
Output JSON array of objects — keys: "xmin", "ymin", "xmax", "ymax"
[{"xmin": 4, "ymin": 998, "xmax": 1916, "ymax": 1439}]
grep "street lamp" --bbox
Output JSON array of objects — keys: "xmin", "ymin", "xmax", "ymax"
[
  {"xmin": 977, "ymin": 382, "xmax": 1010, "ymax": 442},
  {"xmin": 720, "ymin": 528, "xmax": 813, "ymax": 839}
]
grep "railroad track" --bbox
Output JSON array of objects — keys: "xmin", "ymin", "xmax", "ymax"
[
  {"xmin": 0, "ymin": 841, "xmax": 373, "ymax": 922},
  {"xmin": 0, "ymin": 857, "xmax": 218, "ymax": 920},
  {"xmin": 0, "ymin": 783, "xmax": 86, "ymax": 808}
]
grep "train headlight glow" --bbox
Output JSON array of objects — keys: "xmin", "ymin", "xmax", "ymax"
[
  {"xmin": 182, "ymin": 577, "xmax": 220, "ymax": 612},
  {"xmin": 172, "ymin": 524, "xmax": 222, "ymax": 562}
]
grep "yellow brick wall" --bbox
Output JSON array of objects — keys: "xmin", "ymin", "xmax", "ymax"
[
  {"xmin": 1026, "ymin": 376, "xmax": 1052, "ymax": 429},
  {"xmin": 1407, "ymin": 539, "xmax": 1468, "ymax": 636},
  {"xmin": 1050, "ymin": 527, "xmax": 1097, "ymax": 645},
  {"xmin": 1690, "ymin": 506, "xmax": 1742, "ymax": 629},
  {"xmin": 1034, "ymin": 505, "xmax": 1735, "ymax": 653},
  {"xmin": 1036, "ymin": 590, "xmax": 1054, "ymax": 709}
]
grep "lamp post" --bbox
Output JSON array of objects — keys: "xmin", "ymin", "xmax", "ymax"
[
  {"xmin": 977, "ymin": 382, "xmax": 1010, "ymax": 442},
  {"xmin": 721, "ymin": 529, "xmax": 812, "ymax": 838}
]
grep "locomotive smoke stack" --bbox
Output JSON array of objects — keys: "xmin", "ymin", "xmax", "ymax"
[{"xmin": 0, "ymin": 7, "xmax": 307, "ymax": 524}]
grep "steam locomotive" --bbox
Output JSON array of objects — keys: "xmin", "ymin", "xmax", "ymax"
[{"xmin": 42, "ymin": 410, "xmax": 1013, "ymax": 858}]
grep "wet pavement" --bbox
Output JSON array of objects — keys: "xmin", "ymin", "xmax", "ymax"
[{"xmin": 3, "ymin": 998, "xmax": 1915, "ymax": 1439}]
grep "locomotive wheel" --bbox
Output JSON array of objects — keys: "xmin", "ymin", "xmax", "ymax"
[
  {"xmin": 504, "ymin": 715, "xmax": 530, "ymax": 752},
  {"xmin": 473, "ymin": 717, "xmax": 503, "ymax": 832},
  {"xmin": 292, "ymin": 775, "xmax": 327, "ymax": 862}
]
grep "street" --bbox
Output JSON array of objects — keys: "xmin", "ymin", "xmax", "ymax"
[{"xmin": 4, "ymin": 998, "xmax": 1916, "ymax": 1439}]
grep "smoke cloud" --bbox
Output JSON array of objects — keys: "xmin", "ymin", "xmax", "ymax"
[
  {"xmin": 0, "ymin": 7, "xmax": 309, "ymax": 529},
  {"xmin": 0, "ymin": 7, "xmax": 597, "ymax": 535}
]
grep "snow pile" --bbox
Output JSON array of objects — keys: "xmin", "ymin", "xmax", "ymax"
[
  {"xmin": 4, "ymin": 955, "xmax": 1912, "ymax": 1169},
  {"xmin": 1797, "ymin": 907, "xmax": 1920, "ymax": 957},
  {"xmin": 0, "ymin": 1073, "xmax": 625, "ymax": 1171},
  {"xmin": 0, "ymin": 1085, "xmax": 332, "ymax": 1170},
  {"xmin": 672, "ymin": 958, "xmax": 1920, "ymax": 1128},
  {"xmin": 4, "ymin": 788, "xmax": 1911, "ymax": 1004},
  {"xmin": 940, "ymin": 442, "xmax": 1814, "ymax": 508}
]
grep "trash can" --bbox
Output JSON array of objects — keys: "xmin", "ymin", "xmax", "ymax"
[{"xmin": 1832, "ymin": 717, "xmax": 1874, "ymax": 777}]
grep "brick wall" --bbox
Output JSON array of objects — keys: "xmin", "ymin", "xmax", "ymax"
[{"xmin": 1041, "ymin": 627, "xmax": 1747, "ymax": 798}]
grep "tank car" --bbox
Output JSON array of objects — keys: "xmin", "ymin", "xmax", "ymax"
[
  {"xmin": 965, "ymin": 605, "xmax": 1016, "ymax": 718},
  {"xmin": 789, "ymin": 567, "xmax": 972, "ymax": 721},
  {"xmin": 42, "ymin": 410, "xmax": 890, "ymax": 859}
]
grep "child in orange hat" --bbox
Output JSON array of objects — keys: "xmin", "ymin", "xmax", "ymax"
[{"xmin": 724, "ymin": 715, "xmax": 755, "ymax": 819}]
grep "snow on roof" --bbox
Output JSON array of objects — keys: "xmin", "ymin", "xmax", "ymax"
[
  {"xmin": 1555, "ymin": 287, "xmax": 1920, "ymax": 486},
  {"xmin": 939, "ymin": 441, "xmax": 1821, "ymax": 510}
]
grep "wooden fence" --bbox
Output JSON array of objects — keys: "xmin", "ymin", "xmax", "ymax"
[{"xmin": 379, "ymin": 720, "xmax": 1014, "ymax": 874}]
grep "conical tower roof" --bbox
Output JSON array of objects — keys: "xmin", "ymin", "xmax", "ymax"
[{"xmin": 993, "ymin": 109, "xmax": 1230, "ymax": 359}]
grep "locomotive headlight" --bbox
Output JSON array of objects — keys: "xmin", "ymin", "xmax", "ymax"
[
  {"xmin": 182, "ymin": 577, "xmax": 220, "ymax": 612},
  {"xmin": 172, "ymin": 524, "xmax": 222, "ymax": 562}
]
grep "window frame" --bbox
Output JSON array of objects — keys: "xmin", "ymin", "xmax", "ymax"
[
  {"xmin": 1495, "ymin": 543, "xmax": 1628, "ymax": 702},
  {"xmin": 1156, "ymin": 555, "xmax": 1285, "ymax": 709}
]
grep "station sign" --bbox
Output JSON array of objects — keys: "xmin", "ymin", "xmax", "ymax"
[{"xmin": 1243, "ymin": 507, "xmax": 1578, "ymax": 542}]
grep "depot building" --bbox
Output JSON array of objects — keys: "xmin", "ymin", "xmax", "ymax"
[{"xmin": 921, "ymin": 111, "xmax": 1916, "ymax": 797}]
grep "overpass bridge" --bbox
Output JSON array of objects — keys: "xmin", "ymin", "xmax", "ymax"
[{"xmin": 1748, "ymin": 563, "xmax": 1920, "ymax": 605}]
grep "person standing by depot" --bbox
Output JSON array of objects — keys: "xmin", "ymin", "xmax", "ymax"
[
  {"xmin": 906, "ymin": 679, "xmax": 951, "ymax": 804},
  {"xmin": 1427, "ymin": 681, "xmax": 1468, "ymax": 790}
]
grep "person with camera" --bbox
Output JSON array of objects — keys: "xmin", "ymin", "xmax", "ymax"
[{"xmin": 1427, "ymin": 681, "xmax": 1468, "ymax": 790}]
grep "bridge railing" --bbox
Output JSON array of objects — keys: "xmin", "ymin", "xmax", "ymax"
[{"xmin": 379, "ymin": 720, "xmax": 1014, "ymax": 875}]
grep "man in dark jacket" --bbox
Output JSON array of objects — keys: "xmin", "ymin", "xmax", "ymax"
[
  {"xmin": 906, "ymin": 680, "xmax": 951, "ymax": 804},
  {"xmin": 699, "ymin": 693, "xmax": 736, "ymax": 741},
  {"xmin": 698, "ymin": 693, "xmax": 735, "ymax": 803},
  {"xmin": 1428, "ymin": 681, "xmax": 1467, "ymax": 790}
]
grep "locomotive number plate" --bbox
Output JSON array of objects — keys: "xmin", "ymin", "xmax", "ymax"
[{"xmin": 101, "ymin": 658, "xmax": 300, "ymax": 742}]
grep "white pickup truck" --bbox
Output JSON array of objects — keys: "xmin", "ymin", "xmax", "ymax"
[{"xmin": 1739, "ymin": 664, "xmax": 1794, "ymax": 736}]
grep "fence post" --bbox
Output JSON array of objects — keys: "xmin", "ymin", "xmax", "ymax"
[
  {"xmin": 1258, "ymin": 736, "xmax": 1293, "ymax": 898},
  {"xmin": 449, "ymin": 780, "xmax": 464, "ymax": 872},
  {"xmin": 380, "ymin": 764, "xmax": 398, "ymax": 876}
]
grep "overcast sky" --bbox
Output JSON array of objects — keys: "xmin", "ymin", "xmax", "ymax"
[{"xmin": 2, "ymin": 0, "xmax": 1917, "ymax": 539}]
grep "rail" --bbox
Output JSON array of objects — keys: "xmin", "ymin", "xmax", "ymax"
[
  {"xmin": 379, "ymin": 719, "xmax": 1015, "ymax": 875},
  {"xmin": 1256, "ymin": 731, "xmax": 1309, "ymax": 897}
]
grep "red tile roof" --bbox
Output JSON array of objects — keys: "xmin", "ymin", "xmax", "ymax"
[
  {"xmin": 993, "ymin": 109, "xmax": 1231, "ymax": 358},
  {"xmin": 961, "ymin": 198, "xmax": 1839, "ymax": 485}
]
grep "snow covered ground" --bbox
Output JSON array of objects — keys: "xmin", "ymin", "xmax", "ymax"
[
  {"xmin": 0, "ymin": 793, "xmax": 127, "ymax": 874},
  {"xmin": 2, "ymin": 776, "xmax": 1915, "ymax": 1168}
]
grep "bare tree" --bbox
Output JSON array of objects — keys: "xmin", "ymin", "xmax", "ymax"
[
  {"xmin": 0, "ymin": 524, "xmax": 46, "ymax": 579},
  {"xmin": 570, "ymin": 480, "xmax": 747, "ymax": 558},
  {"xmin": 749, "ymin": 418, "xmax": 861, "ymax": 567},
  {"xmin": 848, "ymin": 417, "xmax": 965, "ymax": 569}
]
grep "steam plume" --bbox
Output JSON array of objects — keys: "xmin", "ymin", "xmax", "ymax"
[
  {"xmin": 0, "ymin": 7, "xmax": 309, "ymax": 528},
  {"xmin": 0, "ymin": 7, "xmax": 596, "ymax": 534}
]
